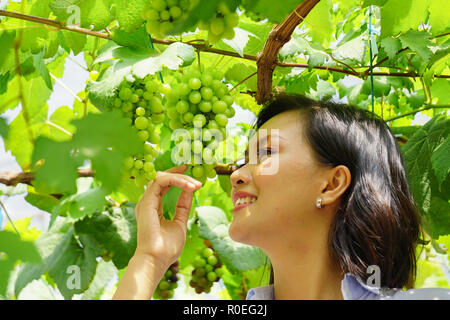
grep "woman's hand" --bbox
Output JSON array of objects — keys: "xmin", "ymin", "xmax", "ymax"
[{"xmin": 133, "ymin": 164, "xmax": 202, "ymax": 271}]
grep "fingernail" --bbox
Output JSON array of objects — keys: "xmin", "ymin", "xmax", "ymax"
[{"xmin": 188, "ymin": 182, "xmax": 196, "ymax": 188}]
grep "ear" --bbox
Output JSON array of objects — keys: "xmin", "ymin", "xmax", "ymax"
[{"xmin": 320, "ymin": 165, "xmax": 351, "ymax": 206}]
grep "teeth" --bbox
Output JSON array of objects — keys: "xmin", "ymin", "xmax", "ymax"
[{"xmin": 235, "ymin": 197, "xmax": 257, "ymax": 206}]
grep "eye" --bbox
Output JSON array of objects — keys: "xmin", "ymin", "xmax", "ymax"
[{"xmin": 258, "ymin": 147, "xmax": 272, "ymax": 157}]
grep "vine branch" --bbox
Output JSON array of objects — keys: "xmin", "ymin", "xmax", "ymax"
[
  {"xmin": 1, "ymin": 8, "xmax": 448, "ymax": 85},
  {"xmin": 255, "ymin": 0, "xmax": 321, "ymax": 104},
  {"xmin": 0, "ymin": 164, "xmax": 238, "ymax": 190},
  {"xmin": 385, "ymin": 104, "xmax": 450, "ymax": 122}
]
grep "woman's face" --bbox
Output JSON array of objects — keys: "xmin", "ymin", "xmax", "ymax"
[{"xmin": 229, "ymin": 110, "xmax": 335, "ymax": 250}]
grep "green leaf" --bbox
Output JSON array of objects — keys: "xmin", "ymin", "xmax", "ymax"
[
  {"xmin": 225, "ymin": 63, "xmax": 257, "ymax": 91},
  {"xmin": 399, "ymin": 30, "xmax": 434, "ymax": 62},
  {"xmin": 362, "ymin": 0, "xmax": 388, "ymax": 6},
  {"xmin": 71, "ymin": 111, "xmax": 144, "ymax": 191},
  {"xmin": 87, "ymin": 42, "xmax": 194, "ymax": 110},
  {"xmin": 221, "ymin": 27, "xmax": 255, "ymax": 57},
  {"xmin": 32, "ymin": 51, "xmax": 53, "ymax": 90},
  {"xmin": 195, "ymin": 179, "xmax": 234, "ymax": 221},
  {"xmin": 60, "ymin": 31, "xmax": 87, "ymax": 56},
  {"xmin": 179, "ymin": 221, "xmax": 205, "ymax": 269},
  {"xmin": 431, "ymin": 135, "xmax": 450, "ymax": 188},
  {"xmin": 110, "ymin": 26, "xmax": 151, "ymax": 50},
  {"xmin": 74, "ymin": 203, "xmax": 137, "ymax": 270},
  {"xmin": 32, "ymin": 137, "xmax": 80, "ymax": 194},
  {"xmin": 334, "ymin": 32, "xmax": 367, "ymax": 63},
  {"xmin": 380, "ymin": 0, "xmax": 431, "ymax": 37},
  {"xmin": 431, "ymin": 79, "xmax": 450, "ymax": 104},
  {"xmin": 0, "ymin": 117, "xmax": 8, "ymax": 139},
  {"xmin": 0, "ymin": 231, "xmax": 41, "ymax": 263},
  {"xmin": 25, "ymin": 188, "xmax": 60, "ymax": 214},
  {"xmin": 196, "ymin": 206, "xmax": 266, "ymax": 272},
  {"xmin": 241, "ymin": 0, "xmax": 302, "ymax": 24},
  {"xmin": 303, "ymin": 0, "xmax": 333, "ymax": 46},
  {"xmin": 315, "ymin": 79, "xmax": 336, "ymax": 100},
  {"xmin": 237, "ymin": 16, "xmax": 272, "ymax": 56},
  {"xmin": 428, "ymin": 0, "xmax": 450, "ymax": 36},
  {"xmin": 218, "ymin": 174, "xmax": 232, "ymax": 194},
  {"xmin": 380, "ymin": 37, "xmax": 402, "ymax": 60},
  {"xmin": 403, "ymin": 114, "xmax": 450, "ymax": 238},
  {"xmin": 81, "ymin": 260, "xmax": 117, "ymax": 300},
  {"xmin": 52, "ymin": 187, "xmax": 108, "ymax": 221}
]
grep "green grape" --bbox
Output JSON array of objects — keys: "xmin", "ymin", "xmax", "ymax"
[
  {"xmin": 134, "ymin": 159, "xmax": 144, "ymax": 169},
  {"xmin": 207, "ymin": 255, "xmax": 218, "ymax": 266},
  {"xmin": 215, "ymin": 113, "xmax": 228, "ymax": 127},
  {"xmin": 143, "ymin": 161, "xmax": 155, "ymax": 172},
  {"xmin": 149, "ymin": 97, "xmax": 163, "ymax": 113},
  {"xmin": 205, "ymin": 264, "xmax": 213, "ymax": 273},
  {"xmin": 153, "ymin": 0, "xmax": 167, "ymax": 11},
  {"xmin": 189, "ymin": 91, "xmax": 202, "ymax": 104},
  {"xmin": 179, "ymin": 83, "xmax": 190, "ymax": 96},
  {"xmin": 124, "ymin": 156, "xmax": 134, "ymax": 170},
  {"xmin": 183, "ymin": 112, "xmax": 194, "ymax": 123},
  {"xmin": 225, "ymin": 107, "xmax": 235, "ymax": 118},
  {"xmin": 169, "ymin": 6, "xmax": 182, "ymax": 19},
  {"xmin": 212, "ymin": 101, "xmax": 227, "ymax": 114},
  {"xmin": 193, "ymin": 114, "xmax": 206, "ymax": 127},
  {"xmin": 210, "ymin": 17, "xmax": 225, "ymax": 36},
  {"xmin": 152, "ymin": 113, "xmax": 165, "ymax": 123},
  {"xmin": 207, "ymin": 272, "xmax": 217, "ymax": 282},
  {"xmin": 223, "ymin": 95, "xmax": 234, "ymax": 106},
  {"xmin": 207, "ymin": 120, "xmax": 219, "ymax": 130},
  {"xmin": 167, "ymin": 107, "xmax": 179, "ymax": 120},
  {"xmin": 176, "ymin": 100, "xmax": 189, "ymax": 114},
  {"xmin": 189, "ymin": 77, "xmax": 202, "ymax": 90},
  {"xmin": 192, "ymin": 165, "xmax": 204, "ymax": 178},
  {"xmin": 160, "ymin": 10, "xmax": 170, "ymax": 21},
  {"xmin": 134, "ymin": 116, "xmax": 149, "ymax": 130},
  {"xmin": 149, "ymin": 131, "xmax": 161, "ymax": 144},
  {"xmin": 201, "ymin": 74, "xmax": 213, "ymax": 87},
  {"xmin": 159, "ymin": 281, "xmax": 170, "ymax": 290},
  {"xmin": 198, "ymin": 101, "xmax": 212, "ymax": 113},
  {"xmin": 200, "ymin": 87, "xmax": 214, "ymax": 100},
  {"xmin": 119, "ymin": 87, "xmax": 132, "ymax": 100},
  {"xmin": 191, "ymin": 140, "xmax": 203, "ymax": 154},
  {"xmin": 203, "ymin": 248, "xmax": 214, "ymax": 258},
  {"xmin": 138, "ymin": 130, "xmax": 149, "ymax": 142}
]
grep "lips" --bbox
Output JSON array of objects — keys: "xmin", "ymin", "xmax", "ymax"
[{"xmin": 232, "ymin": 191, "xmax": 257, "ymax": 213}]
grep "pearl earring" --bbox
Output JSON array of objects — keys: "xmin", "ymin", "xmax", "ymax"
[{"xmin": 316, "ymin": 197, "xmax": 323, "ymax": 208}]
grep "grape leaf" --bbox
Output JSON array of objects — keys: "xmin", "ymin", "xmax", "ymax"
[
  {"xmin": 403, "ymin": 114, "xmax": 450, "ymax": 238},
  {"xmin": 87, "ymin": 42, "xmax": 194, "ymax": 111},
  {"xmin": 380, "ymin": 0, "xmax": 431, "ymax": 37},
  {"xmin": 303, "ymin": 0, "xmax": 333, "ymax": 46},
  {"xmin": 59, "ymin": 30, "xmax": 87, "ymax": 56},
  {"xmin": 334, "ymin": 32, "xmax": 367, "ymax": 63},
  {"xmin": 431, "ymin": 79, "xmax": 450, "ymax": 104},
  {"xmin": 221, "ymin": 27, "xmax": 256, "ymax": 57},
  {"xmin": 81, "ymin": 260, "xmax": 117, "ymax": 300},
  {"xmin": 241, "ymin": 0, "xmax": 302, "ymax": 24},
  {"xmin": 74, "ymin": 203, "xmax": 137, "ymax": 270},
  {"xmin": 431, "ymin": 135, "xmax": 450, "ymax": 188},
  {"xmin": 225, "ymin": 63, "xmax": 257, "ymax": 91},
  {"xmin": 52, "ymin": 187, "xmax": 108, "ymax": 221},
  {"xmin": 196, "ymin": 206, "xmax": 266, "ymax": 272},
  {"xmin": 362, "ymin": 0, "xmax": 388, "ymax": 6},
  {"xmin": 114, "ymin": 0, "xmax": 147, "ymax": 33},
  {"xmin": 237, "ymin": 16, "xmax": 272, "ymax": 56},
  {"xmin": 428, "ymin": 0, "xmax": 450, "ymax": 36},
  {"xmin": 32, "ymin": 137, "xmax": 80, "ymax": 194},
  {"xmin": 0, "ymin": 117, "xmax": 8, "ymax": 139},
  {"xmin": 381, "ymin": 37, "xmax": 401, "ymax": 60},
  {"xmin": 399, "ymin": 30, "xmax": 434, "ymax": 62},
  {"xmin": 71, "ymin": 111, "xmax": 144, "ymax": 191}
]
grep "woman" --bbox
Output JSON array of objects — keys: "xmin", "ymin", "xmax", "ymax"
[{"xmin": 113, "ymin": 94, "xmax": 450, "ymax": 300}]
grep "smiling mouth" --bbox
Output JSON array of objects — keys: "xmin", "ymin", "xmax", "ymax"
[{"xmin": 233, "ymin": 198, "xmax": 257, "ymax": 213}]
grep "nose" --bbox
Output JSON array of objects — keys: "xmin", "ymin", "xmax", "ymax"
[{"xmin": 230, "ymin": 167, "xmax": 250, "ymax": 188}]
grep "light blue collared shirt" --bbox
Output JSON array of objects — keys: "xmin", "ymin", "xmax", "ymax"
[{"xmin": 245, "ymin": 273, "xmax": 450, "ymax": 300}]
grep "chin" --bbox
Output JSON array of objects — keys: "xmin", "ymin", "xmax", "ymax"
[{"xmin": 228, "ymin": 219, "xmax": 253, "ymax": 245}]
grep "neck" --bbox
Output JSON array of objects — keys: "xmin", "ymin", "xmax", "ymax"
[{"xmin": 268, "ymin": 240, "xmax": 345, "ymax": 300}]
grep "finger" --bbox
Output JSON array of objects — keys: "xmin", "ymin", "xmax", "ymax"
[
  {"xmin": 140, "ymin": 173, "xmax": 201, "ymax": 215},
  {"xmin": 165, "ymin": 164, "xmax": 188, "ymax": 174},
  {"xmin": 173, "ymin": 189, "xmax": 194, "ymax": 230}
]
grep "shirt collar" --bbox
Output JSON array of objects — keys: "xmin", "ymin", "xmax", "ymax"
[{"xmin": 246, "ymin": 273, "xmax": 395, "ymax": 300}]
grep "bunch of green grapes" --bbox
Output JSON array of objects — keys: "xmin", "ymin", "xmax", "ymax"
[
  {"xmin": 143, "ymin": 0, "xmax": 194, "ymax": 37},
  {"xmin": 165, "ymin": 66, "xmax": 235, "ymax": 184},
  {"xmin": 153, "ymin": 261, "xmax": 180, "ymax": 299},
  {"xmin": 189, "ymin": 240, "xmax": 224, "ymax": 294},
  {"xmin": 113, "ymin": 76, "xmax": 168, "ymax": 187},
  {"xmin": 198, "ymin": 2, "xmax": 239, "ymax": 43}
]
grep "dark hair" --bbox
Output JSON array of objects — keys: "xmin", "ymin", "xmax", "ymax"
[{"xmin": 254, "ymin": 94, "xmax": 423, "ymax": 289}]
